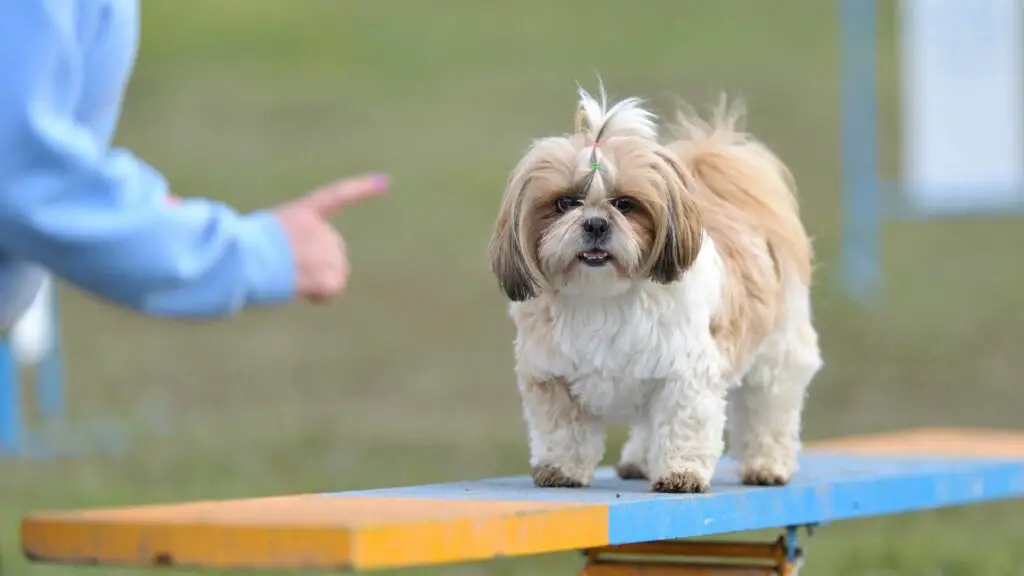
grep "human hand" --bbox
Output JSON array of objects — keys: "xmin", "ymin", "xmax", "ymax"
[{"xmin": 271, "ymin": 173, "xmax": 390, "ymax": 303}]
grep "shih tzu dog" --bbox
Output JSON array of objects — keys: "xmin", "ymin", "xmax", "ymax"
[{"xmin": 487, "ymin": 83, "xmax": 822, "ymax": 494}]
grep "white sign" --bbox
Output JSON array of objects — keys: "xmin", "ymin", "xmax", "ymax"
[
  {"xmin": 900, "ymin": 0, "xmax": 1024, "ymax": 212},
  {"xmin": 11, "ymin": 274, "xmax": 55, "ymax": 366}
]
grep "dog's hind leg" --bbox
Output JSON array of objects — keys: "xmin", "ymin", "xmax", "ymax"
[
  {"xmin": 616, "ymin": 421, "xmax": 651, "ymax": 480},
  {"xmin": 728, "ymin": 292, "xmax": 822, "ymax": 486}
]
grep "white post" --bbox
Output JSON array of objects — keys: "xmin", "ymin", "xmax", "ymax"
[
  {"xmin": 11, "ymin": 274, "xmax": 55, "ymax": 367},
  {"xmin": 900, "ymin": 0, "xmax": 1024, "ymax": 213}
]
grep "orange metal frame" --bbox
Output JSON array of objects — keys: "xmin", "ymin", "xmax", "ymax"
[{"xmin": 579, "ymin": 531, "xmax": 803, "ymax": 575}]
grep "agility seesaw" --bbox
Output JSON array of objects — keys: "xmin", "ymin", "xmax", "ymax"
[{"xmin": 20, "ymin": 427, "xmax": 1024, "ymax": 575}]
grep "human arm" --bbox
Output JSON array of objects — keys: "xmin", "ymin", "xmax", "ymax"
[{"xmin": 0, "ymin": 0, "xmax": 295, "ymax": 318}]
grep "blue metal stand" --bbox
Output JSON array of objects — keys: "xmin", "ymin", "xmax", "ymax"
[
  {"xmin": 839, "ymin": 0, "xmax": 882, "ymax": 304},
  {"xmin": 0, "ymin": 287, "xmax": 124, "ymax": 460},
  {"xmin": 838, "ymin": 0, "xmax": 1024, "ymax": 303},
  {"xmin": 0, "ymin": 338, "xmax": 21, "ymax": 453}
]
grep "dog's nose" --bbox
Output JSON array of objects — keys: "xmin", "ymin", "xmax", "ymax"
[{"xmin": 582, "ymin": 217, "xmax": 610, "ymax": 238}]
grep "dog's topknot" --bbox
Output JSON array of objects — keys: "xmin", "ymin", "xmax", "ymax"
[{"xmin": 574, "ymin": 79, "xmax": 658, "ymax": 145}]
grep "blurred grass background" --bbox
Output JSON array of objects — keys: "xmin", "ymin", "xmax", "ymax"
[{"xmin": 4, "ymin": 1, "xmax": 1024, "ymax": 575}]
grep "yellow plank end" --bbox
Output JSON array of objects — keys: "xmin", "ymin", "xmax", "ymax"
[
  {"xmin": 808, "ymin": 426, "xmax": 1024, "ymax": 458},
  {"xmin": 21, "ymin": 495, "xmax": 608, "ymax": 571}
]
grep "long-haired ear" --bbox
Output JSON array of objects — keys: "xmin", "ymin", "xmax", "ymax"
[
  {"xmin": 649, "ymin": 151, "xmax": 704, "ymax": 284},
  {"xmin": 487, "ymin": 175, "xmax": 539, "ymax": 302}
]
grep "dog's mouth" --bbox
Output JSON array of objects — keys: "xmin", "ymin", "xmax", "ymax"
[{"xmin": 577, "ymin": 249, "xmax": 612, "ymax": 267}]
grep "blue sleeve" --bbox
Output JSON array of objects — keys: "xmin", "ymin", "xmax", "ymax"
[{"xmin": 0, "ymin": 1, "xmax": 296, "ymax": 319}]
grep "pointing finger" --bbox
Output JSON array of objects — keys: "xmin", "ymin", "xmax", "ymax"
[{"xmin": 305, "ymin": 173, "xmax": 390, "ymax": 217}]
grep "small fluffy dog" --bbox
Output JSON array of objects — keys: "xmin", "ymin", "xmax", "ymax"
[{"xmin": 487, "ymin": 84, "xmax": 823, "ymax": 494}]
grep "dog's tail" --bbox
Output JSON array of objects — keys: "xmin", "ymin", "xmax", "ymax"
[{"xmin": 665, "ymin": 95, "xmax": 813, "ymax": 283}]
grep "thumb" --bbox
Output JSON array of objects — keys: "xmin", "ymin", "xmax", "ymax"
[{"xmin": 303, "ymin": 173, "xmax": 390, "ymax": 217}]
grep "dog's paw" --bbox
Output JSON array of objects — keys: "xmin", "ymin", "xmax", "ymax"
[
  {"xmin": 651, "ymin": 470, "xmax": 710, "ymax": 494},
  {"xmin": 532, "ymin": 465, "xmax": 587, "ymax": 488},
  {"xmin": 740, "ymin": 468, "xmax": 790, "ymax": 487},
  {"xmin": 615, "ymin": 462, "xmax": 648, "ymax": 480}
]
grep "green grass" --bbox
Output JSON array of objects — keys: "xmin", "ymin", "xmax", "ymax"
[{"xmin": 4, "ymin": 1, "xmax": 1024, "ymax": 574}]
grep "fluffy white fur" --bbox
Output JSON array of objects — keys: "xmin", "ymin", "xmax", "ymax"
[{"xmin": 488, "ymin": 82, "xmax": 823, "ymax": 493}]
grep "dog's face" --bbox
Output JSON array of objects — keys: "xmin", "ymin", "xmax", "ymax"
[{"xmin": 488, "ymin": 90, "xmax": 704, "ymax": 301}]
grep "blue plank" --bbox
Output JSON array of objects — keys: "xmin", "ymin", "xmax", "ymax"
[
  {"xmin": 327, "ymin": 453, "xmax": 1024, "ymax": 542},
  {"xmin": 603, "ymin": 457, "xmax": 1024, "ymax": 544}
]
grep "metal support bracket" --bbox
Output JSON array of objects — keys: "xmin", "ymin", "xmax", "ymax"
[{"xmin": 578, "ymin": 526, "xmax": 812, "ymax": 575}]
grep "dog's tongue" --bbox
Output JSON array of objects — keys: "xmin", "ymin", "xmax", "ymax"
[{"xmin": 583, "ymin": 250, "xmax": 607, "ymax": 258}]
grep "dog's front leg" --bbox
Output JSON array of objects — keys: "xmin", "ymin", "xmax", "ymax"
[
  {"xmin": 519, "ymin": 376, "xmax": 605, "ymax": 488},
  {"xmin": 647, "ymin": 360, "xmax": 728, "ymax": 494}
]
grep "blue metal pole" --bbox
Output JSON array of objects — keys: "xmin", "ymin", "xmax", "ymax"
[
  {"xmin": 37, "ymin": 282, "xmax": 64, "ymax": 422},
  {"xmin": 839, "ymin": 0, "xmax": 882, "ymax": 303},
  {"xmin": 0, "ymin": 336, "xmax": 22, "ymax": 454}
]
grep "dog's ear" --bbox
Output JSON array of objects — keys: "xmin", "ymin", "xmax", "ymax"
[
  {"xmin": 488, "ymin": 177, "xmax": 539, "ymax": 302},
  {"xmin": 649, "ymin": 151, "xmax": 703, "ymax": 284}
]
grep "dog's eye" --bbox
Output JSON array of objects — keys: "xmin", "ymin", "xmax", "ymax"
[
  {"xmin": 611, "ymin": 197, "xmax": 635, "ymax": 214},
  {"xmin": 555, "ymin": 196, "xmax": 582, "ymax": 213}
]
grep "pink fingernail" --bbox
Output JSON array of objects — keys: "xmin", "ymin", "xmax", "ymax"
[{"xmin": 371, "ymin": 173, "xmax": 390, "ymax": 190}]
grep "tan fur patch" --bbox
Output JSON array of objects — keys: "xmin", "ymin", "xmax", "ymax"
[
  {"xmin": 665, "ymin": 96, "xmax": 814, "ymax": 375},
  {"xmin": 487, "ymin": 137, "xmax": 582, "ymax": 301},
  {"xmin": 601, "ymin": 138, "xmax": 704, "ymax": 282}
]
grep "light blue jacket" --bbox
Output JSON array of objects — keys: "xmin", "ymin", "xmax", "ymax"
[{"xmin": 0, "ymin": 0, "xmax": 295, "ymax": 328}]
